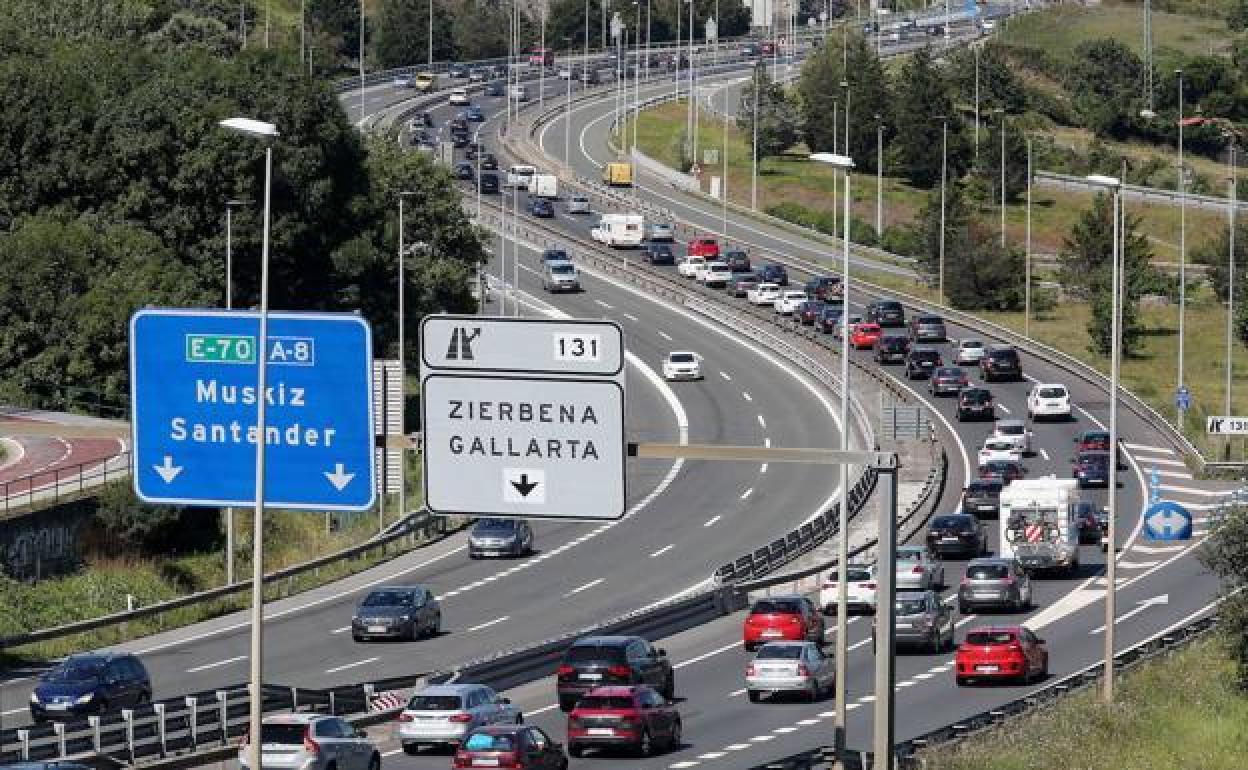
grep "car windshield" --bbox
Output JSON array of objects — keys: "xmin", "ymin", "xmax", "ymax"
[
  {"xmin": 932, "ymin": 516, "xmax": 970, "ymax": 529},
  {"xmin": 407, "ymin": 695, "xmax": 462, "ymax": 711},
  {"xmin": 362, "ymin": 590, "xmax": 411, "ymax": 606},
  {"xmin": 966, "ymin": 631, "xmax": 1017, "ymax": 646},
  {"xmin": 985, "ymin": 440, "xmax": 1013, "ymax": 451},
  {"xmin": 965, "ymin": 482, "xmax": 1001, "ymax": 496},
  {"xmin": 895, "ymin": 599, "xmax": 927, "ymax": 615},
  {"xmin": 962, "ymin": 391, "xmax": 991, "ymax": 404},
  {"xmin": 880, "ymin": 302, "xmax": 902, "ymax": 311},
  {"xmin": 966, "ymin": 564, "xmax": 1010, "ymax": 580},
  {"xmin": 1038, "ymin": 387, "xmax": 1066, "ymax": 398},
  {"xmin": 476, "ymin": 518, "xmax": 516, "ymax": 531},
  {"xmin": 551, "ymin": 264, "xmax": 574, "ymax": 274},
  {"xmin": 997, "ymin": 424, "xmax": 1024, "ymax": 436},
  {"xmin": 576, "ymin": 696, "xmax": 635, "ymax": 709},
  {"xmin": 751, "ymin": 599, "xmax": 802, "ymax": 614},
  {"xmin": 755, "ymin": 645, "xmax": 804, "ymax": 659},
  {"xmin": 669, "ymin": 353, "xmax": 695, "ymax": 363},
  {"xmin": 847, "ymin": 568, "xmax": 872, "ymax": 582},
  {"xmin": 464, "ymin": 733, "xmax": 516, "ymax": 751},
  {"xmin": 935, "ymin": 368, "xmax": 961, "ymax": 378},
  {"xmin": 47, "ymin": 660, "xmax": 104, "ymax": 681},
  {"xmin": 566, "ymin": 644, "xmax": 627, "ymax": 663},
  {"xmin": 260, "ymin": 725, "xmax": 308, "ymax": 745},
  {"xmin": 897, "ymin": 548, "xmax": 923, "ymax": 563},
  {"xmin": 913, "ymin": 352, "xmax": 939, "ymax": 361},
  {"xmin": 545, "ymin": 250, "xmax": 568, "ymax": 260},
  {"xmin": 961, "ymin": 340, "xmax": 984, "ymax": 349}
]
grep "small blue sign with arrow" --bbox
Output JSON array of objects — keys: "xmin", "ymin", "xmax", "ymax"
[
  {"xmin": 1176, "ymin": 385, "xmax": 1191, "ymax": 411},
  {"xmin": 1142, "ymin": 500, "xmax": 1193, "ymax": 541}
]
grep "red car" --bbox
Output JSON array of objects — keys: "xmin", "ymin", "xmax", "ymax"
[
  {"xmin": 978, "ymin": 460, "xmax": 1025, "ymax": 483},
  {"xmin": 566, "ymin": 685, "xmax": 682, "ymax": 758},
  {"xmin": 687, "ymin": 237, "xmax": 720, "ymax": 258},
  {"xmin": 850, "ymin": 322, "xmax": 882, "ymax": 349},
  {"xmin": 742, "ymin": 595, "xmax": 825, "ymax": 651},
  {"xmin": 453, "ymin": 725, "xmax": 568, "ymax": 769},
  {"xmin": 955, "ymin": 625, "xmax": 1049, "ymax": 685}
]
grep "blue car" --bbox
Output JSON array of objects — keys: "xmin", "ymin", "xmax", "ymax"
[
  {"xmin": 465, "ymin": 106, "xmax": 486, "ymax": 122},
  {"xmin": 31, "ymin": 653, "xmax": 152, "ymax": 721},
  {"xmin": 758, "ymin": 263, "xmax": 789, "ymax": 286},
  {"xmin": 529, "ymin": 198, "xmax": 555, "ymax": 218}
]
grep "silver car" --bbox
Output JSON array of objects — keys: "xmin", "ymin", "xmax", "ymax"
[
  {"xmin": 957, "ymin": 557, "xmax": 1032, "ymax": 614},
  {"xmin": 873, "ymin": 590, "xmax": 955, "ymax": 653},
  {"xmin": 646, "ymin": 222, "xmax": 675, "ymax": 241},
  {"xmin": 954, "ymin": 338, "xmax": 987, "ymax": 366},
  {"xmin": 895, "ymin": 545, "xmax": 945, "ymax": 591},
  {"xmin": 395, "ymin": 684, "xmax": 522, "ymax": 752},
  {"xmin": 566, "ymin": 195, "xmax": 592, "ymax": 214},
  {"xmin": 240, "ymin": 714, "xmax": 379, "ymax": 770},
  {"xmin": 745, "ymin": 641, "xmax": 834, "ymax": 703},
  {"xmin": 469, "ymin": 518, "xmax": 534, "ymax": 558},
  {"xmin": 992, "ymin": 419, "xmax": 1033, "ymax": 456}
]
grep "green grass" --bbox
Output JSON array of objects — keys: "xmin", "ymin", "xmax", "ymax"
[{"xmin": 920, "ymin": 636, "xmax": 1248, "ymax": 770}]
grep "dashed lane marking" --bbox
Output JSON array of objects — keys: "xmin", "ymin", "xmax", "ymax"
[
  {"xmin": 658, "ymin": 330, "xmax": 673, "ymax": 340},
  {"xmin": 1122, "ymin": 442, "xmax": 1175, "ymax": 454},
  {"xmin": 650, "ymin": 544, "xmax": 675, "ymax": 558},
  {"xmin": 760, "ymin": 463, "xmax": 768, "ymax": 473},
  {"xmin": 325, "ymin": 657, "xmax": 378, "ymax": 674},
  {"xmin": 740, "ymin": 488, "xmax": 754, "ymax": 500},
  {"xmin": 623, "ymin": 313, "xmax": 639, "ymax": 322},
  {"xmin": 467, "ymin": 616, "xmax": 510, "ymax": 632},
  {"xmin": 719, "ymin": 371, "xmax": 732, "ymax": 380},
  {"xmin": 1131, "ymin": 543, "xmax": 1187, "ymax": 554},
  {"xmin": 594, "ymin": 299, "xmax": 613, "ymax": 309},
  {"xmin": 563, "ymin": 578, "xmax": 605, "ymax": 597},
  {"xmin": 1158, "ymin": 484, "xmax": 1226, "ymax": 497},
  {"xmin": 743, "ymin": 392, "xmax": 753, "ymax": 401},
  {"xmin": 757, "ymin": 414, "xmax": 767, "ymax": 428},
  {"xmin": 704, "ymin": 515, "xmax": 722, "ymax": 527}
]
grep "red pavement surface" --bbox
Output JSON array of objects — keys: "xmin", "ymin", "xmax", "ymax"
[{"xmin": 0, "ymin": 414, "xmax": 126, "ymax": 502}]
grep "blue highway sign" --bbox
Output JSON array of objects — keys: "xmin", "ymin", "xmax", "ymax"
[
  {"xmin": 1175, "ymin": 386, "xmax": 1191, "ymax": 411},
  {"xmin": 1142, "ymin": 500, "xmax": 1193, "ymax": 541},
  {"xmin": 130, "ymin": 309, "xmax": 375, "ymax": 511}
]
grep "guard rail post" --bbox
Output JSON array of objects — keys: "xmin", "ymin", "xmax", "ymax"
[
  {"xmin": 216, "ymin": 690, "xmax": 229, "ymax": 746},
  {"xmin": 329, "ymin": 690, "xmax": 337, "ymax": 716},
  {"xmin": 17, "ymin": 729, "xmax": 28, "ymax": 761},
  {"xmin": 185, "ymin": 696, "xmax": 198, "ymax": 751},
  {"xmin": 88, "ymin": 715, "xmax": 102, "ymax": 754},
  {"xmin": 154, "ymin": 701, "xmax": 167, "ymax": 758},
  {"xmin": 122, "ymin": 707, "xmax": 135, "ymax": 764},
  {"xmin": 53, "ymin": 720, "xmax": 66, "ymax": 758},
  {"xmin": 291, "ymin": 686, "xmax": 299, "ymax": 712}
]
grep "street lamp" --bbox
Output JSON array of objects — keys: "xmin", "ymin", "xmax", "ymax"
[
  {"xmin": 934, "ymin": 115, "xmax": 948, "ymax": 307},
  {"xmin": 993, "ymin": 108, "xmax": 1006, "ymax": 247},
  {"xmin": 1025, "ymin": 134, "xmax": 1033, "ymax": 338},
  {"xmin": 219, "ymin": 115, "xmax": 279, "ymax": 770},
  {"xmin": 397, "ymin": 192, "xmax": 423, "ymax": 530},
  {"xmin": 1176, "ymin": 70, "xmax": 1187, "ymax": 429},
  {"xmin": 223, "ymin": 197, "xmax": 251, "ymax": 587},
  {"xmin": 751, "ymin": 64, "xmax": 760, "ymax": 211},
  {"xmin": 1085, "ymin": 172, "xmax": 1122, "ymax": 704},
  {"xmin": 1227, "ymin": 142, "xmax": 1238, "ymax": 422},
  {"xmin": 807, "ymin": 150, "xmax": 855, "ymax": 766},
  {"xmin": 875, "ymin": 114, "xmax": 883, "ymax": 240},
  {"xmin": 973, "ymin": 44, "xmax": 980, "ymax": 163}
]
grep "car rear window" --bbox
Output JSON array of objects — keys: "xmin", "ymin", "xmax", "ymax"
[
  {"xmin": 846, "ymin": 568, "xmax": 872, "ymax": 582},
  {"xmin": 965, "ymin": 481, "xmax": 1001, "ymax": 496},
  {"xmin": 961, "ymin": 390, "xmax": 991, "ymax": 404},
  {"xmin": 966, "ymin": 631, "xmax": 1017, "ymax": 645},
  {"xmin": 751, "ymin": 599, "xmax": 802, "ymax": 614},
  {"xmin": 997, "ymin": 424, "xmax": 1024, "ymax": 436},
  {"xmin": 565, "ymin": 644, "xmax": 627, "ymax": 663},
  {"xmin": 576, "ymin": 696, "xmax": 635, "ymax": 709},
  {"xmin": 1038, "ymin": 386, "xmax": 1066, "ymax": 398},
  {"xmin": 669, "ymin": 353, "xmax": 695, "ymax": 363},
  {"xmin": 464, "ymin": 733, "xmax": 516, "ymax": 751},
  {"xmin": 407, "ymin": 695, "xmax": 462, "ymax": 711},
  {"xmin": 755, "ymin": 645, "xmax": 804, "ymax": 659},
  {"xmin": 879, "ymin": 302, "xmax": 902, "ymax": 311},
  {"xmin": 990, "ymin": 349, "xmax": 1020, "ymax": 361},
  {"xmin": 362, "ymin": 590, "xmax": 411, "ymax": 606},
  {"xmin": 260, "ymin": 724, "xmax": 307, "ymax": 745},
  {"xmin": 912, "ymin": 351, "xmax": 940, "ymax": 361},
  {"xmin": 895, "ymin": 599, "xmax": 926, "ymax": 615},
  {"xmin": 965, "ymin": 564, "xmax": 1010, "ymax": 580},
  {"xmin": 932, "ymin": 515, "xmax": 970, "ymax": 529}
]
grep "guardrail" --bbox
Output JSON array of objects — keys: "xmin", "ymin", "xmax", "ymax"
[
  {"xmin": 1037, "ymin": 169, "xmax": 1248, "ymax": 212},
  {"xmin": 1, "ymin": 450, "xmax": 131, "ymax": 515},
  {"xmin": 0, "ymin": 511, "xmax": 454, "ymax": 652}
]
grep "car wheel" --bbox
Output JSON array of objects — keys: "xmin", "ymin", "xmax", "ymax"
[
  {"xmin": 431, "ymin": 613, "xmax": 441, "ymax": 636},
  {"xmin": 559, "ymin": 696, "xmax": 578, "ymax": 712},
  {"xmin": 747, "ymin": 690, "xmax": 761, "ymax": 703},
  {"xmin": 668, "ymin": 718, "xmax": 682, "ymax": 751},
  {"xmin": 955, "ymin": 676, "xmax": 969, "ymax": 687},
  {"xmin": 569, "ymin": 744, "xmax": 584, "ymax": 758},
  {"xmin": 636, "ymin": 729, "xmax": 653, "ymax": 757},
  {"xmin": 958, "ymin": 601, "xmax": 970, "ymax": 615},
  {"xmin": 1041, "ymin": 657, "xmax": 1049, "ymax": 679},
  {"xmin": 929, "ymin": 631, "xmax": 941, "ymax": 654},
  {"xmin": 661, "ymin": 672, "xmax": 675, "ymax": 700},
  {"xmin": 806, "ymin": 681, "xmax": 819, "ymax": 702},
  {"xmin": 402, "ymin": 743, "xmax": 420, "ymax": 755},
  {"xmin": 368, "ymin": 753, "xmax": 381, "ymax": 770},
  {"xmin": 352, "ymin": 634, "xmax": 363, "ymax": 643}
]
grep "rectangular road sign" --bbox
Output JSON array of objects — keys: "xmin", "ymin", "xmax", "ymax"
[
  {"xmin": 420, "ymin": 374, "xmax": 625, "ymax": 520},
  {"xmin": 130, "ymin": 308, "xmax": 376, "ymax": 510},
  {"xmin": 1207, "ymin": 416, "xmax": 1248, "ymax": 435},
  {"xmin": 420, "ymin": 316, "xmax": 623, "ymax": 377}
]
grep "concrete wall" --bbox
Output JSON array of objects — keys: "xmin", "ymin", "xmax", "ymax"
[{"xmin": 0, "ymin": 498, "xmax": 94, "ymax": 581}]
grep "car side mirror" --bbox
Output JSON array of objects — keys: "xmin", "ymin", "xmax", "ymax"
[{"xmin": 657, "ymin": 648, "xmax": 667, "ymax": 657}]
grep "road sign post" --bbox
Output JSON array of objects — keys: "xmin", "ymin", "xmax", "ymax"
[
  {"xmin": 419, "ymin": 316, "xmax": 626, "ymax": 520},
  {"xmin": 130, "ymin": 309, "xmax": 375, "ymax": 511}
]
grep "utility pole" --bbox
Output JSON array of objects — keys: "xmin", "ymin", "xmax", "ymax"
[
  {"xmin": 1025, "ymin": 135, "xmax": 1033, "ymax": 337},
  {"xmin": 939, "ymin": 116, "xmax": 948, "ymax": 307},
  {"xmin": 1176, "ymin": 70, "xmax": 1187, "ymax": 430},
  {"xmin": 875, "ymin": 115, "xmax": 883, "ymax": 239},
  {"xmin": 1228, "ymin": 144, "xmax": 1238, "ymax": 420}
]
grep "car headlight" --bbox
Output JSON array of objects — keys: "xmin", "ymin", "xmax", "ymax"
[
  {"xmin": 75, "ymin": 693, "xmax": 95, "ymax": 704},
  {"xmin": 30, "ymin": 691, "xmax": 39, "ymax": 703}
]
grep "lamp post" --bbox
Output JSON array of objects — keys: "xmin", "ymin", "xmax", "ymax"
[
  {"xmin": 222, "ymin": 197, "xmax": 250, "ymax": 587},
  {"xmin": 1176, "ymin": 71, "xmax": 1187, "ymax": 429},
  {"xmin": 1227, "ymin": 143, "xmax": 1238, "ymax": 420},
  {"xmin": 1025, "ymin": 134, "xmax": 1033, "ymax": 337},
  {"xmin": 397, "ymin": 193, "xmax": 422, "ymax": 527},
  {"xmin": 565, "ymin": 36, "xmax": 574, "ymax": 166},
  {"xmin": 994, "ymin": 108, "xmax": 1006, "ymax": 247},
  {"xmin": 875, "ymin": 114, "xmax": 883, "ymax": 240},
  {"xmin": 751, "ymin": 64, "xmax": 760, "ymax": 211},
  {"xmin": 808, "ymin": 151, "xmax": 855, "ymax": 767},
  {"xmin": 973, "ymin": 44, "xmax": 980, "ymax": 163},
  {"xmin": 219, "ymin": 116, "xmax": 279, "ymax": 770},
  {"xmin": 935, "ymin": 116, "xmax": 948, "ymax": 307},
  {"xmin": 1144, "ymin": 0, "xmax": 1155, "ymax": 116},
  {"xmin": 428, "ymin": 0, "xmax": 434, "ymax": 69},
  {"xmin": 1086, "ymin": 172, "xmax": 1122, "ymax": 704}
]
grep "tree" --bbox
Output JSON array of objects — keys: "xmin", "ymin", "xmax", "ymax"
[
  {"xmin": 797, "ymin": 30, "xmax": 891, "ymax": 171},
  {"xmin": 892, "ymin": 46, "xmax": 957, "ymax": 188},
  {"xmin": 1200, "ymin": 504, "xmax": 1248, "ymax": 690},
  {"xmin": 1194, "ymin": 222, "xmax": 1248, "ymax": 344},
  {"xmin": 308, "ymin": 0, "xmax": 362, "ymax": 64},
  {"xmin": 950, "ymin": 43, "xmax": 1026, "ymax": 116},
  {"xmin": 546, "ymin": 0, "xmax": 606, "ymax": 52},
  {"xmin": 1066, "ymin": 39, "xmax": 1147, "ymax": 137},
  {"xmin": 916, "ymin": 181, "xmax": 1024, "ymax": 311},
  {"xmin": 973, "ymin": 122, "xmax": 1029, "ymax": 204},
  {"xmin": 373, "ymin": 0, "xmax": 456, "ymax": 69},
  {"xmin": 737, "ymin": 64, "xmax": 799, "ymax": 159},
  {"xmin": 451, "ymin": 0, "xmax": 517, "ymax": 61}
]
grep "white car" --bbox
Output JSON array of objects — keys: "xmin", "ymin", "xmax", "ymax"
[
  {"xmin": 992, "ymin": 419, "xmax": 1034, "ymax": 456},
  {"xmin": 566, "ymin": 195, "xmax": 591, "ymax": 214},
  {"xmin": 745, "ymin": 641, "xmax": 835, "ymax": 703},
  {"xmin": 662, "ymin": 351, "xmax": 703, "ymax": 380},
  {"xmin": 1027, "ymin": 383, "xmax": 1072, "ymax": 420},
  {"xmin": 677, "ymin": 255, "xmax": 706, "ymax": 279},
  {"xmin": 747, "ymin": 283, "xmax": 782, "ymax": 305},
  {"xmin": 448, "ymin": 87, "xmax": 470, "ymax": 105},
  {"xmin": 978, "ymin": 437, "xmax": 1024, "ymax": 466},
  {"xmin": 954, "ymin": 339, "xmax": 987, "ymax": 366},
  {"xmin": 558, "ymin": 68, "xmax": 573, "ymax": 79},
  {"xmin": 774, "ymin": 290, "xmax": 809, "ymax": 315},
  {"xmin": 396, "ymin": 683, "xmax": 522, "ymax": 750},
  {"xmin": 819, "ymin": 564, "xmax": 877, "ymax": 614},
  {"xmin": 895, "ymin": 545, "xmax": 944, "ymax": 591},
  {"xmin": 699, "ymin": 261, "xmax": 733, "ymax": 287}
]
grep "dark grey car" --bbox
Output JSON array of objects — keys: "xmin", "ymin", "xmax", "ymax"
[
  {"xmin": 872, "ymin": 591, "xmax": 955, "ymax": 654},
  {"xmin": 352, "ymin": 586, "xmax": 441, "ymax": 642},
  {"xmin": 909, "ymin": 314, "xmax": 947, "ymax": 343},
  {"xmin": 469, "ymin": 518, "xmax": 534, "ymax": 558},
  {"xmin": 957, "ymin": 558, "xmax": 1032, "ymax": 614},
  {"xmin": 962, "ymin": 479, "xmax": 1003, "ymax": 518}
]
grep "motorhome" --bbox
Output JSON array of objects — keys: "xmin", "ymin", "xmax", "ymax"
[
  {"xmin": 590, "ymin": 214, "xmax": 645, "ymax": 248},
  {"xmin": 998, "ymin": 477, "xmax": 1082, "ymax": 575}
]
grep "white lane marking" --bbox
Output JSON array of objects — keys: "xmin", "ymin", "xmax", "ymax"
[
  {"xmin": 657, "ymin": 330, "xmax": 673, "ymax": 340},
  {"xmin": 527, "ymin": 704, "xmax": 560, "ymax": 716},
  {"xmin": 650, "ymin": 544, "xmax": 676, "ymax": 558},
  {"xmin": 724, "ymin": 743, "xmax": 751, "ymax": 750},
  {"xmin": 1122, "ymin": 442, "xmax": 1174, "ymax": 454},
  {"xmin": 1039, "ymin": 448, "xmax": 1050, "ymax": 461},
  {"xmin": 727, "ymin": 688, "xmax": 747, "ymax": 698},
  {"xmin": 1158, "ymin": 484, "xmax": 1226, "ymax": 497},
  {"xmin": 796, "ymin": 718, "xmax": 821, "ymax": 726},
  {"xmin": 764, "ymin": 437, "xmax": 772, "ymax": 448},
  {"xmin": 1151, "ymin": 469, "xmax": 1194, "ymax": 479},
  {"xmin": 997, "ymin": 403, "xmax": 1011, "ymax": 414},
  {"xmin": 913, "ymin": 672, "xmax": 934, "ymax": 680},
  {"xmin": 563, "ymin": 578, "xmax": 605, "ymax": 597},
  {"xmin": 382, "ymin": 749, "xmax": 403, "ymax": 757},
  {"xmin": 325, "ymin": 657, "xmax": 379, "ymax": 674},
  {"xmin": 704, "ymin": 515, "xmax": 722, "ymax": 527},
  {"xmin": 186, "ymin": 655, "xmax": 246, "ymax": 673},
  {"xmin": 757, "ymin": 414, "xmax": 767, "ymax": 428},
  {"xmin": 1141, "ymin": 456, "xmax": 1187, "ymax": 467},
  {"xmin": 743, "ymin": 392, "xmax": 753, "ymax": 401},
  {"xmin": 720, "ymin": 371, "xmax": 732, "ymax": 380},
  {"xmin": 698, "ymin": 752, "xmax": 727, "ymax": 759},
  {"xmin": 1, "ymin": 708, "xmax": 28, "ymax": 717},
  {"xmin": 846, "ymin": 702, "xmax": 862, "ymax": 710},
  {"xmin": 740, "ymin": 487, "xmax": 754, "ymax": 500},
  {"xmin": 750, "ymin": 735, "xmax": 775, "ymax": 742},
  {"xmin": 467, "ymin": 616, "xmax": 510, "ymax": 632},
  {"xmin": 859, "ymin": 695, "xmax": 876, "ymax": 702},
  {"xmin": 671, "ymin": 762, "xmax": 701, "ymax": 768},
  {"xmin": 331, "ymin": 625, "xmax": 351, "ymax": 634},
  {"xmin": 1130, "ymin": 543, "xmax": 1187, "ymax": 554},
  {"xmin": 594, "ymin": 299, "xmax": 614, "ymax": 309},
  {"xmin": 673, "ymin": 640, "xmax": 741, "ymax": 669},
  {"xmin": 760, "ymin": 463, "xmax": 768, "ymax": 473},
  {"xmin": 847, "ymin": 638, "xmax": 871, "ymax": 652},
  {"xmin": 773, "ymin": 726, "xmax": 798, "ymax": 734},
  {"xmin": 623, "ymin": 313, "xmax": 639, "ymax": 322},
  {"xmin": 1116, "ymin": 559, "xmax": 1161, "ymax": 569}
]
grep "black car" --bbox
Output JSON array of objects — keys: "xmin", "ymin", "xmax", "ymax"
[
  {"xmin": 1073, "ymin": 451, "xmax": 1111, "ymax": 488},
  {"xmin": 727, "ymin": 272, "xmax": 760, "ymax": 297},
  {"xmin": 448, "ymin": 117, "xmax": 469, "ymax": 132},
  {"xmin": 529, "ymin": 198, "xmax": 555, "ymax": 218},
  {"xmin": 480, "ymin": 153, "xmax": 499, "ymax": 170},
  {"xmin": 543, "ymin": 248, "xmax": 571, "ymax": 263},
  {"xmin": 722, "ymin": 249, "xmax": 752, "ymax": 272},
  {"xmin": 1073, "ymin": 501, "xmax": 1102, "ymax": 544},
  {"xmin": 31, "ymin": 653, "xmax": 152, "ymax": 721},
  {"xmin": 469, "ymin": 518, "xmax": 535, "ymax": 558},
  {"xmin": 866, "ymin": 299, "xmax": 905, "ymax": 327},
  {"xmin": 454, "ymin": 162, "xmax": 475, "ymax": 180},
  {"xmin": 925, "ymin": 513, "xmax": 987, "ymax": 559},
  {"xmin": 817, "ymin": 305, "xmax": 843, "ymax": 333},
  {"xmin": 758, "ymin": 263, "xmax": 789, "ymax": 286},
  {"xmin": 962, "ymin": 479, "xmax": 1003, "ymax": 519},
  {"xmin": 486, "ymin": 81, "xmax": 505, "ymax": 97},
  {"xmin": 798, "ymin": 300, "xmax": 826, "ymax": 325},
  {"xmin": 874, "ymin": 335, "xmax": 910, "ymax": 364},
  {"xmin": 804, "ymin": 275, "xmax": 841, "ymax": 300},
  {"xmin": 957, "ymin": 387, "xmax": 995, "ymax": 421},
  {"xmin": 979, "ymin": 460, "xmax": 1025, "ymax": 483},
  {"xmin": 980, "ymin": 345, "xmax": 1023, "ymax": 382},
  {"xmin": 478, "ymin": 172, "xmax": 500, "ymax": 193},
  {"xmin": 905, "ymin": 348, "xmax": 943, "ymax": 379},
  {"xmin": 450, "ymin": 132, "xmax": 470, "ymax": 148},
  {"xmin": 644, "ymin": 242, "xmax": 676, "ymax": 265},
  {"xmin": 352, "ymin": 585, "xmax": 441, "ymax": 642},
  {"xmin": 556, "ymin": 636, "xmax": 674, "ymax": 711}
]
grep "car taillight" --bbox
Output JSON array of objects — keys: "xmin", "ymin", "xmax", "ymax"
[
  {"xmin": 863, "ymin": 582, "xmax": 876, "ymax": 590},
  {"xmin": 397, "ymin": 713, "xmax": 414, "ymax": 722},
  {"xmin": 557, "ymin": 664, "xmax": 575, "ymax": 678},
  {"xmin": 607, "ymin": 664, "xmax": 632, "ymax": 678},
  {"xmin": 960, "ymin": 577, "xmax": 970, "ymax": 586},
  {"xmin": 448, "ymin": 712, "xmax": 473, "ymax": 723},
  {"xmin": 912, "ymin": 566, "xmax": 924, "ymax": 574},
  {"xmin": 796, "ymin": 664, "xmax": 810, "ymax": 677},
  {"xmin": 303, "ymin": 727, "xmax": 321, "ymax": 756},
  {"xmin": 1008, "ymin": 642, "xmax": 1025, "ymax": 655},
  {"xmin": 746, "ymin": 664, "xmax": 757, "ymax": 676},
  {"xmin": 238, "ymin": 729, "xmax": 249, "ymax": 748},
  {"xmin": 785, "ymin": 614, "xmax": 801, "ymax": 623}
]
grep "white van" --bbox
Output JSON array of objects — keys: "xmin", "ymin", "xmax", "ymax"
[
  {"xmin": 590, "ymin": 213, "xmax": 645, "ymax": 248},
  {"xmin": 531, "ymin": 173, "xmax": 558, "ymax": 199},
  {"xmin": 505, "ymin": 164, "xmax": 537, "ymax": 190}
]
